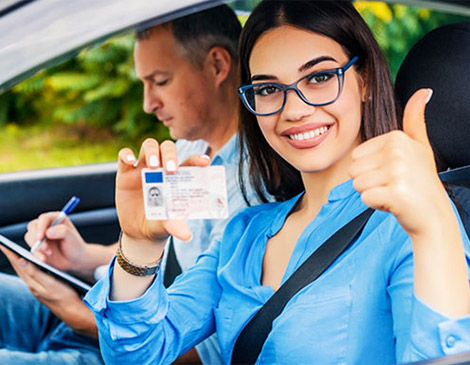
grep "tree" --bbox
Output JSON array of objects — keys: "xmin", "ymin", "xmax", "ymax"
[
  {"xmin": 0, "ymin": 2, "xmax": 468, "ymax": 142},
  {"xmin": 355, "ymin": 1, "xmax": 469, "ymax": 78}
]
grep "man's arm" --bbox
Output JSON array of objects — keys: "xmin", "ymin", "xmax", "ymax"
[
  {"xmin": 2, "ymin": 211, "xmax": 120, "ymax": 338},
  {"xmin": 175, "ymin": 348, "xmax": 202, "ymax": 364},
  {"xmin": 0, "ymin": 246, "xmax": 98, "ymax": 338}
]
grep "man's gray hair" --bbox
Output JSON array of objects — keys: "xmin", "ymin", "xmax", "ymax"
[{"xmin": 136, "ymin": 5, "xmax": 241, "ymax": 69}]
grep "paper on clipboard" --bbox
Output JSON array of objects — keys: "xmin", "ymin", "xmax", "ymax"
[{"xmin": 0, "ymin": 233, "xmax": 92, "ymax": 295}]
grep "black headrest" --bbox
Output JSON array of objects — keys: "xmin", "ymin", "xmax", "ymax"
[{"xmin": 395, "ymin": 22, "xmax": 470, "ymax": 171}]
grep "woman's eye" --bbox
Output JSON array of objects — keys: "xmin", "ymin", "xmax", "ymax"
[
  {"xmin": 254, "ymin": 85, "xmax": 280, "ymax": 96},
  {"xmin": 307, "ymin": 72, "xmax": 333, "ymax": 84}
]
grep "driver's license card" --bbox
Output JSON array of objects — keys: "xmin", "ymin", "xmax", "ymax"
[{"xmin": 141, "ymin": 166, "xmax": 229, "ymax": 220}]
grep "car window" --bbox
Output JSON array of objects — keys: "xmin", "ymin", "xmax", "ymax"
[
  {"xmin": 0, "ymin": 0, "xmax": 215, "ymax": 91},
  {"xmin": 0, "ymin": 30, "xmax": 169, "ymax": 173}
]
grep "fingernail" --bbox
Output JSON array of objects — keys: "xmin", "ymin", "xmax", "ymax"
[
  {"xmin": 126, "ymin": 154, "xmax": 136, "ymax": 163},
  {"xmin": 149, "ymin": 155, "xmax": 159, "ymax": 167},
  {"xmin": 425, "ymin": 89, "xmax": 433, "ymax": 104},
  {"xmin": 166, "ymin": 160, "xmax": 176, "ymax": 172},
  {"xmin": 133, "ymin": 160, "xmax": 139, "ymax": 168},
  {"xmin": 201, "ymin": 154, "xmax": 210, "ymax": 160}
]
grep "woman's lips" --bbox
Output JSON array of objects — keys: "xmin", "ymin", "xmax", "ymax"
[{"xmin": 282, "ymin": 123, "xmax": 333, "ymax": 149}]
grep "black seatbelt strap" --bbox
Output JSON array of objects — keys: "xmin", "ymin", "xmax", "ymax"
[
  {"xmin": 231, "ymin": 208, "xmax": 374, "ymax": 364},
  {"xmin": 163, "ymin": 237, "xmax": 182, "ymax": 288}
]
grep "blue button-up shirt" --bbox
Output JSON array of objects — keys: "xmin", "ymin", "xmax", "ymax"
[
  {"xmin": 165, "ymin": 135, "xmax": 259, "ymax": 363},
  {"xmin": 85, "ymin": 179, "xmax": 470, "ymax": 364},
  {"xmin": 166, "ymin": 136, "xmax": 256, "ymax": 273}
]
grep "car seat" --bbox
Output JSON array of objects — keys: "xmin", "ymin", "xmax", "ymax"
[{"xmin": 395, "ymin": 22, "xmax": 470, "ymax": 232}]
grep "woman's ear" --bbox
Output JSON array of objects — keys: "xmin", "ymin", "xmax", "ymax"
[{"xmin": 205, "ymin": 46, "xmax": 233, "ymax": 87}]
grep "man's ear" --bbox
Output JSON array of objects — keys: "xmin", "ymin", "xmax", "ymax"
[{"xmin": 205, "ymin": 46, "xmax": 233, "ymax": 87}]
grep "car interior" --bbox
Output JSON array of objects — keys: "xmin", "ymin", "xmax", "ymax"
[
  {"xmin": 0, "ymin": 163, "xmax": 119, "ymax": 276},
  {"xmin": 0, "ymin": 0, "xmax": 469, "ymax": 362},
  {"xmin": 395, "ymin": 21, "xmax": 470, "ymax": 234},
  {"xmin": 0, "ymin": 1, "xmax": 183, "ymax": 276},
  {"xmin": 2, "ymin": 0, "xmax": 469, "ymax": 278},
  {"xmin": 0, "ymin": 0, "xmax": 221, "ymax": 277}
]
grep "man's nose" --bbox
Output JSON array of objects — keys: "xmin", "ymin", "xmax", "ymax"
[{"xmin": 143, "ymin": 84, "xmax": 162, "ymax": 114}]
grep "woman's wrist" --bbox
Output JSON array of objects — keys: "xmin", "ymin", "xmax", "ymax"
[
  {"xmin": 110, "ymin": 233, "xmax": 164, "ymax": 301},
  {"xmin": 410, "ymin": 194, "xmax": 456, "ymax": 242},
  {"xmin": 120, "ymin": 232, "xmax": 165, "ymax": 267}
]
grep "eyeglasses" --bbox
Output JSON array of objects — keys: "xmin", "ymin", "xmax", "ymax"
[{"xmin": 238, "ymin": 56, "xmax": 359, "ymax": 116}]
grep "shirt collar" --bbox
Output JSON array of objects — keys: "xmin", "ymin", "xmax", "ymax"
[
  {"xmin": 267, "ymin": 193, "xmax": 304, "ymax": 237},
  {"xmin": 211, "ymin": 133, "xmax": 239, "ymax": 165},
  {"xmin": 327, "ymin": 179, "xmax": 357, "ymax": 202},
  {"xmin": 266, "ymin": 179, "xmax": 358, "ymax": 237}
]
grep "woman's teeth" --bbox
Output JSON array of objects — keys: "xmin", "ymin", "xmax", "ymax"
[{"xmin": 289, "ymin": 126, "xmax": 329, "ymax": 141}]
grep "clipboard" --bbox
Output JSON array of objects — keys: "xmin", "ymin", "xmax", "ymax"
[{"xmin": 0, "ymin": 233, "xmax": 92, "ymax": 295}]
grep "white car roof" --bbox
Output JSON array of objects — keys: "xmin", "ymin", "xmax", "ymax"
[{"xmin": 0, "ymin": 0, "xmax": 218, "ymax": 91}]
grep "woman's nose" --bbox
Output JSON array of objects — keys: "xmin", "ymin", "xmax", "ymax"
[{"xmin": 280, "ymin": 89, "xmax": 315, "ymax": 122}]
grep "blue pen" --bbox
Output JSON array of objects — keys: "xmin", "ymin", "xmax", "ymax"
[{"xmin": 30, "ymin": 196, "xmax": 80, "ymax": 253}]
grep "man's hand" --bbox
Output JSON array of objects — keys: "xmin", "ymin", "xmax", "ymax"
[
  {"xmin": 25, "ymin": 212, "xmax": 102, "ymax": 281},
  {"xmin": 25, "ymin": 213, "xmax": 88, "ymax": 269},
  {"xmin": 0, "ymin": 246, "xmax": 98, "ymax": 338}
]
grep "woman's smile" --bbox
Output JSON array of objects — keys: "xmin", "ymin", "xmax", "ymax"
[{"xmin": 281, "ymin": 123, "xmax": 333, "ymax": 149}]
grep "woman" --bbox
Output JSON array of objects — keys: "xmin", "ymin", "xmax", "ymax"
[{"xmin": 85, "ymin": 2, "xmax": 470, "ymax": 363}]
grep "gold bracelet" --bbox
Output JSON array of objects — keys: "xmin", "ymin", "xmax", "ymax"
[{"xmin": 116, "ymin": 232, "xmax": 161, "ymax": 277}]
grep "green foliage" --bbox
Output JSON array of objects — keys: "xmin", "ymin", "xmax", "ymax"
[
  {"xmin": 0, "ymin": 1, "xmax": 468, "ymax": 170},
  {"xmin": 230, "ymin": 0, "xmax": 260, "ymax": 12},
  {"xmin": 0, "ymin": 92, "xmax": 10, "ymax": 127},
  {"xmin": 0, "ymin": 123, "xmax": 125, "ymax": 172},
  {"xmin": 355, "ymin": 2, "xmax": 469, "ymax": 79},
  {"xmin": 0, "ymin": 34, "xmax": 169, "ymax": 143}
]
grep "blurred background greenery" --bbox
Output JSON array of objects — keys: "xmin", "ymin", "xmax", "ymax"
[{"xmin": 0, "ymin": 1, "xmax": 468, "ymax": 172}]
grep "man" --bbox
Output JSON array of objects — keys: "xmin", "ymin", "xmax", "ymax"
[{"xmin": 0, "ymin": 5, "xmax": 252, "ymax": 364}]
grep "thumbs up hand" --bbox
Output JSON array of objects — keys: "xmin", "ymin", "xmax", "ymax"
[{"xmin": 350, "ymin": 89, "xmax": 450, "ymax": 237}]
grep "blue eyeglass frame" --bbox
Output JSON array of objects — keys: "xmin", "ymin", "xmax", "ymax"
[{"xmin": 238, "ymin": 56, "xmax": 359, "ymax": 116}]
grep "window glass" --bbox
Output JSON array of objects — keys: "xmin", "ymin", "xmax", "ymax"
[{"xmin": 0, "ymin": 1, "xmax": 469, "ymax": 173}]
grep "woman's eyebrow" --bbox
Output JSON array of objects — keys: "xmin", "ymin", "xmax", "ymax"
[
  {"xmin": 299, "ymin": 56, "xmax": 337, "ymax": 72},
  {"xmin": 250, "ymin": 74, "xmax": 277, "ymax": 82},
  {"xmin": 250, "ymin": 56, "xmax": 339, "ymax": 82}
]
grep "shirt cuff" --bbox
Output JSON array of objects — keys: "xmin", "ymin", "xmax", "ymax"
[
  {"xmin": 409, "ymin": 293, "xmax": 470, "ymax": 357},
  {"xmin": 84, "ymin": 256, "xmax": 169, "ymax": 325},
  {"xmin": 195, "ymin": 333, "xmax": 223, "ymax": 365},
  {"xmin": 93, "ymin": 264, "xmax": 108, "ymax": 281}
]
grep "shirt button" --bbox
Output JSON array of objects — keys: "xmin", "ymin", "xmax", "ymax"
[{"xmin": 446, "ymin": 335, "xmax": 456, "ymax": 348}]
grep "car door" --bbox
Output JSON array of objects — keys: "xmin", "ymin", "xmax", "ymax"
[
  {"xmin": 0, "ymin": 163, "xmax": 119, "ymax": 274},
  {"xmin": 0, "ymin": 0, "xmax": 215, "ymax": 275}
]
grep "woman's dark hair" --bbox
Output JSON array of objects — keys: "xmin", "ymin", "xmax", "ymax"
[{"xmin": 239, "ymin": 1, "xmax": 399, "ymax": 203}]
